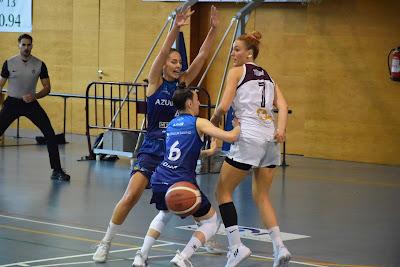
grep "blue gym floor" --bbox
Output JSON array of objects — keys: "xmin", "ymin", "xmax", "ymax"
[{"xmin": 0, "ymin": 130, "xmax": 399, "ymax": 267}]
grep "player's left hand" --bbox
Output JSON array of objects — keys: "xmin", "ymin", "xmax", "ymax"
[
  {"xmin": 209, "ymin": 137, "xmax": 218, "ymax": 155},
  {"xmin": 232, "ymin": 117, "xmax": 240, "ymax": 128},
  {"xmin": 274, "ymin": 128, "xmax": 286, "ymax": 143}
]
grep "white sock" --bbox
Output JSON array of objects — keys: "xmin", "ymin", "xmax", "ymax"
[
  {"xmin": 181, "ymin": 236, "xmax": 202, "ymax": 259},
  {"xmin": 102, "ymin": 221, "xmax": 120, "ymax": 242},
  {"xmin": 140, "ymin": 235, "xmax": 156, "ymax": 259},
  {"xmin": 225, "ymin": 225, "xmax": 241, "ymax": 247},
  {"xmin": 268, "ymin": 226, "xmax": 284, "ymax": 251}
]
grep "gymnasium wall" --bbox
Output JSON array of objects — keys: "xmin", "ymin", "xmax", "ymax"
[
  {"xmin": 0, "ymin": 0, "xmax": 185, "ymax": 134},
  {"xmin": 0, "ymin": 0, "xmax": 399, "ymax": 165},
  {"xmin": 192, "ymin": 0, "xmax": 400, "ymax": 165}
]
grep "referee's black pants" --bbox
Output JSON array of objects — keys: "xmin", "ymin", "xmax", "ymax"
[{"xmin": 0, "ymin": 97, "xmax": 62, "ymax": 170}]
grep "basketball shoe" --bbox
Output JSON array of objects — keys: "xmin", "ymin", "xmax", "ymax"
[
  {"xmin": 170, "ymin": 250, "xmax": 193, "ymax": 267},
  {"xmin": 93, "ymin": 240, "xmax": 111, "ymax": 263},
  {"xmin": 132, "ymin": 250, "xmax": 148, "ymax": 267},
  {"xmin": 225, "ymin": 243, "xmax": 251, "ymax": 267},
  {"xmin": 273, "ymin": 245, "xmax": 291, "ymax": 267}
]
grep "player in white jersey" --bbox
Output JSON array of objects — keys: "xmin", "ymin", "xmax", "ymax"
[{"xmin": 211, "ymin": 31, "xmax": 291, "ymax": 267}]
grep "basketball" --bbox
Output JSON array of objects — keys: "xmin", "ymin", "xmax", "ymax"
[{"xmin": 165, "ymin": 181, "xmax": 201, "ymax": 216}]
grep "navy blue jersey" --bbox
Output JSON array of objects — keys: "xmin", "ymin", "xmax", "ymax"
[
  {"xmin": 146, "ymin": 79, "xmax": 178, "ymax": 139},
  {"xmin": 151, "ymin": 114, "xmax": 204, "ymax": 187}
]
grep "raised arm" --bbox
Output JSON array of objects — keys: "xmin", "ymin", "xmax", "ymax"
[
  {"xmin": 147, "ymin": 8, "xmax": 194, "ymax": 96},
  {"xmin": 210, "ymin": 66, "xmax": 242, "ymax": 126},
  {"xmin": 180, "ymin": 5, "xmax": 219, "ymax": 85},
  {"xmin": 196, "ymin": 117, "xmax": 240, "ymax": 144},
  {"xmin": 273, "ymin": 84, "xmax": 288, "ymax": 143}
]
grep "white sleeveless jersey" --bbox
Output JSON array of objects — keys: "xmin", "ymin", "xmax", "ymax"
[{"xmin": 232, "ymin": 63, "xmax": 276, "ymax": 141}]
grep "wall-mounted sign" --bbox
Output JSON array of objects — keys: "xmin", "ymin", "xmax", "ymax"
[{"xmin": 0, "ymin": 0, "xmax": 32, "ymax": 32}]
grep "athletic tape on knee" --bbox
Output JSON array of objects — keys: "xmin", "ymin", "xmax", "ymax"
[
  {"xmin": 149, "ymin": 211, "xmax": 173, "ymax": 233},
  {"xmin": 196, "ymin": 213, "xmax": 218, "ymax": 241}
]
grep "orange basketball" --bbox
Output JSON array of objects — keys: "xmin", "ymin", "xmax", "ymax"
[{"xmin": 165, "ymin": 181, "xmax": 201, "ymax": 217}]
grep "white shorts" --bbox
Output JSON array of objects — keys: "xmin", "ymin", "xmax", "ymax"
[{"xmin": 227, "ymin": 136, "xmax": 281, "ymax": 168}]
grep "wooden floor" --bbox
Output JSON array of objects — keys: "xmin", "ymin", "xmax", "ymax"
[{"xmin": 0, "ymin": 131, "xmax": 399, "ymax": 267}]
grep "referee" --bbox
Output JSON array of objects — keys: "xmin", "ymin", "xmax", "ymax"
[{"xmin": 0, "ymin": 34, "xmax": 70, "ymax": 181}]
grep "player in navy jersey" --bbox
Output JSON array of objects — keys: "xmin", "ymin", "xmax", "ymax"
[
  {"xmin": 93, "ymin": 7, "xmax": 220, "ymax": 263},
  {"xmin": 211, "ymin": 31, "xmax": 290, "ymax": 267},
  {"xmin": 132, "ymin": 86, "xmax": 240, "ymax": 267}
]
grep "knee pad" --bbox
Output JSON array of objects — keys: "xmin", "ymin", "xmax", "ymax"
[
  {"xmin": 149, "ymin": 210, "xmax": 173, "ymax": 233},
  {"xmin": 197, "ymin": 213, "xmax": 219, "ymax": 241}
]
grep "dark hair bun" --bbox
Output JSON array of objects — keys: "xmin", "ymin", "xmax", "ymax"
[{"xmin": 177, "ymin": 82, "xmax": 186, "ymax": 90}]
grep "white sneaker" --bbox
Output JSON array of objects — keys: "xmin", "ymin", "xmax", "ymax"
[
  {"xmin": 170, "ymin": 250, "xmax": 193, "ymax": 267},
  {"xmin": 132, "ymin": 250, "xmax": 148, "ymax": 267},
  {"xmin": 225, "ymin": 244, "xmax": 251, "ymax": 267},
  {"xmin": 273, "ymin": 246, "xmax": 291, "ymax": 267},
  {"xmin": 204, "ymin": 238, "xmax": 225, "ymax": 254},
  {"xmin": 93, "ymin": 241, "xmax": 111, "ymax": 263}
]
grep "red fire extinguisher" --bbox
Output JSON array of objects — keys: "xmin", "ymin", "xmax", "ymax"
[{"xmin": 388, "ymin": 47, "xmax": 400, "ymax": 81}]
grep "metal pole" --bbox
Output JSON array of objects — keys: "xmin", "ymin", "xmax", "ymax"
[
  {"xmin": 63, "ymin": 97, "xmax": 67, "ymax": 135},
  {"xmin": 16, "ymin": 117, "xmax": 20, "ymax": 138},
  {"xmin": 281, "ymin": 141, "xmax": 288, "ymax": 167},
  {"xmin": 234, "ymin": 0, "xmax": 262, "ymax": 20},
  {"xmin": 197, "ymin": 18, "xmax": 236, "ymax": 87},
  {"xmin": 215, "ymin": 19, "xmax": 239, "ymax": 106}
]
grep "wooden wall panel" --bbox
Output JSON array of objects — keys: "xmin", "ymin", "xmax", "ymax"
[
  {"xmin": 71, "ymin": 0, "xmax": 100, "ymax": 134},
  {"xmin": 197, "ymin": 1, "xmax": 400, "ymax": 165}
]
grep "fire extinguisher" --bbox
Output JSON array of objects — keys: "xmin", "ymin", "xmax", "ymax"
[{"xmin": 388, "ymin": 47, "xmax": 400, "ymax": 81}]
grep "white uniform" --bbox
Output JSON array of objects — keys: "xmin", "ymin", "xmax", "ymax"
[{"xmin": 228, "ymin": 63, "xmax": 281, "ymax": 167}]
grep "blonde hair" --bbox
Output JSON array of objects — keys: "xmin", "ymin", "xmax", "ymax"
[{"xmin": 237, "ymin": 31, "xmax": 262, "ymax": 59}]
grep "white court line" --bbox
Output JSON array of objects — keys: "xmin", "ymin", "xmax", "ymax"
[
  {"xmin": 251, "ymin": 254, "xmax": 328, "ymax": 267},
  {"xmin": 0, "ymin": 214, "xmax": 176, "ymax": 244},
  {"xmin": 25, "ymin": 252, "xmax": 210, "ymax": 267},
  {"xmin": 0, "ymin": 214, "xmax": 328, "ymax": 267},
  {"xmin": 26, "ymin": 252, "xmax": 328, "ymax": 267},
  {"xmin": 0, "ymin": 244, "xmax": 169, "ymax": 267}
]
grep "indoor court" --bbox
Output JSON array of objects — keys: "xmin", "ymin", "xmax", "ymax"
[
  {"xmin": 0, "ymin": 132, "xmax": 399, "ymax": 266},
  {"xmin": 0, "ymin": 0, "xmax": 399, "ymax": 267}
]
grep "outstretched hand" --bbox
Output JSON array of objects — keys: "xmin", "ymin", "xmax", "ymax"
[
  {"xmin": 210, "ymin": 5, "xmax": 219, "ymax": 28},
  {"xmin": 175, "ymin": 8, "xmax": 194, "ymax": 28}
]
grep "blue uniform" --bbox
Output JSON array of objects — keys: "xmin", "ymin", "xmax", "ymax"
[
  {"xmin": 150, "ymin": 114, "xmax": 212, "ymax": 217},
  {"xmin": 131, "ymin": 79, "xmax": 178, "ymax": 181}
]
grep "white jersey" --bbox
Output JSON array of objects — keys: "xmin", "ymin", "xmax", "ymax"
[{"xmin": 232, "ymin": 62, "xmax": 276, "ymax": 141}]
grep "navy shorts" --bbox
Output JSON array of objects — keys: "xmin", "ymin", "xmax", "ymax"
[
  {"xmin": 150, "ymin": 183, "xmax": 212, "ymax": 218},
  {"xmin": 130, "ymin": 136, "xmax": 165, "ymax": 187}
]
